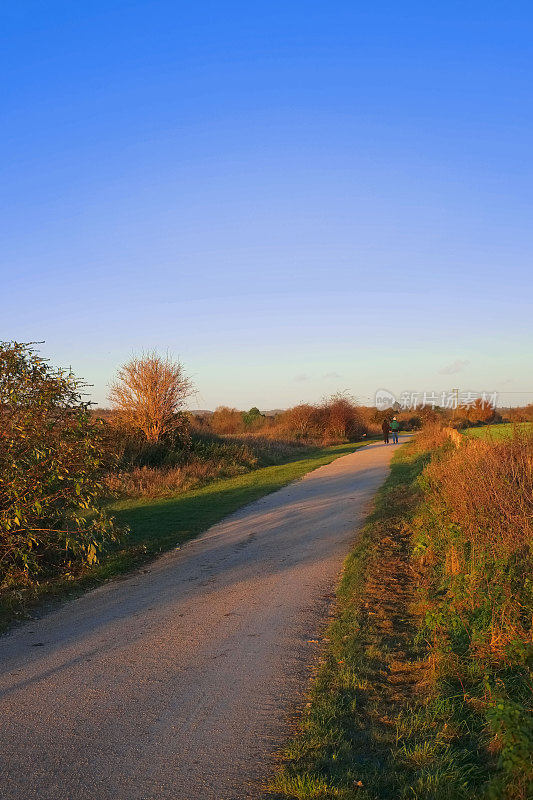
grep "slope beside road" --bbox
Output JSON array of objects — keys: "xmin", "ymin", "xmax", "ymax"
[{"xmin": 0, "ymin": 437, "xmax": 406, "ymax": 800}]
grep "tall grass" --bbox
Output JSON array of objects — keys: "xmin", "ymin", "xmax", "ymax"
[
  {"xmin": 412, "ymin": 427, "xmax": 533, "ymax": 798},
  {"xmin": 105, "ymin": 430, "xmax": 312, "ymax": 498},
  {"xmin": 415, "ymin": 426, "xmax": 533, "ymax": 658}
]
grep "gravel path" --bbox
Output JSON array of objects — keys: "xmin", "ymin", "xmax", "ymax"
[{"xmin": 0, "ymin": 438, "xmax": 404, "ymax": 800}]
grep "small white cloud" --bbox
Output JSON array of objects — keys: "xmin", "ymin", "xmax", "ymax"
[
  {"xmin": 323, "ymin": 372, "xmax": 341, "ymax": 379},
  {"xmin": 439, "ymin": 359, "xmax": 470, "ymax": 375},
  {"xmin": 294, "ymin": 373, "xmax": 310, "ymax": 382}
]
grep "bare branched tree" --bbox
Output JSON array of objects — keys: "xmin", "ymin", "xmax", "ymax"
[{"xmin": 109, "ymin": 352, "xmax": 194, "ymax": 442}]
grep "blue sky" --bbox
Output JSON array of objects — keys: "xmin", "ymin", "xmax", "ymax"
[{"xmin": 2, "ymin": 1, "xmax": 532, "ymax": 409}]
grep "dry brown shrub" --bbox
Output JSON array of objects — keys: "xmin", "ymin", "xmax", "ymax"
[
  {"xmin": 211, "ymin": 406, "xmax": 244, "ymax": 435},
  {"xmin": 277, "ymin": 404, "xmax": 316, "ymax": 438},
  {"xmin": 426, "ymin": 432, "xmax": 533, "ymax": 560},
  {"xmin": 423, "ymin": 429, "xmax": 533, "ymax": 656},
  {"xmin": 109, "ymin": 352, "xmax": 193, "ymax": 443},
  {"xmin": 507, "ymin": 403, "xmax": 533, "ymax": 423},
  {"xmin": 412, "ymin": 422, "xmax": 448, "ymax": 452},
  {"xmin": 298, "ymin": 393, "xmax": 367, "ymax": 442},
  {"xmin": 464, "ymin": 397, "xmax": 495, "ymax": 423}
]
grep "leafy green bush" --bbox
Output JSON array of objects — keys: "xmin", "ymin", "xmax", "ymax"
[
  {"xmin": 0, "ymin": 342, "xmax": 121, "ymax": 587},
  {"xmin": 242, "ymin": 406, "xmax": 264, "ymax": 427}
]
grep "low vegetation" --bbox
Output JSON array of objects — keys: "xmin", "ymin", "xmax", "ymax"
[
  {"xmin": 270, "ymin": 426, "xmax": 533, "ymax": 799},
  {"xmin": 104, "ymin": 428, "xmax": 312, "ymax": 498}
]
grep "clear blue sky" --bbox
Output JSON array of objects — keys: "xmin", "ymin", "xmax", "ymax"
[{"xmin": 2, "ymin": 1, "xmax": 532, "ymax": 409}]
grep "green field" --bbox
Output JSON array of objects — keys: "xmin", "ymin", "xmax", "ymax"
[
  {"xmin": 1, "ymin": 440, "xmax": 371, "ymax": 629},
  {"xmin": 464, "ymin": 422, "xmax": 532, "ymax": 440}
]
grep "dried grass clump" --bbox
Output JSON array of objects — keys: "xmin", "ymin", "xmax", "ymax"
[
  {"xmin": 106, "ymin": 434, "xmax": 308, "ymax": 498},
  {"xmin": 412, "ymin": 422, "xmax": 448, "ymax": 452},
  {"xmin": 425, "ymin": 430, "xmax": 533, "ymax": 569},
  {"xmin": 417, "ymin": 428, "xmax": 533, "ymax": 662},
  {"xmin": 106, "ymin": 461, "xmax": 242, "ymax": 498}
]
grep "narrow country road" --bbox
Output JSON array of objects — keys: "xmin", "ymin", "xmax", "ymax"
[{"xmin": 0, "ymin": 438, "xmax": 405, "ymax": 800}]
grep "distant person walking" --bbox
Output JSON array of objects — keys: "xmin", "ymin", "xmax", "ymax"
[
  {"xmin": 390, "ymin": 416, "xmax": 400, "ymax": 444},
  {"xmin": 381, "ymin": 418, "xmax": 390, "ymax": 444}
]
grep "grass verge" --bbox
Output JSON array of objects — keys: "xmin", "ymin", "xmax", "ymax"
[
  {"xmin": 0, "ymin": 441, "xmax": 369, "ymax": 632},
  {"xmin": 269, "ymin": 436, "xmax": 532, "ymax": 800}
]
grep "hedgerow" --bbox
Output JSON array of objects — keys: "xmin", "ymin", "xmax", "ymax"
[{"xmin": 0, "ymin": 342, "xmax": 121, "ymax": 589}]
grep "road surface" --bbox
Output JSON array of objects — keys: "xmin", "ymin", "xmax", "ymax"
[{"xmin": 0, "ymin": 438, "xmax": 404, "ymax": 800}]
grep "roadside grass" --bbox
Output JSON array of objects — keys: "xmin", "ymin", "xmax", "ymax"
[
  {"xmin": 0, "ymin": 441, "xmax": 370, "ymax": 631},
  {"xmin": 268, "ymin": 434, "xmax": 532, "ymax": 800},
  {"xmin": 269, "ymin": 444, "xmax": 436, "ymax": 800},
  {"xmin": 463, "ymin": 422, "xmax": 531, "ymax": 440}
]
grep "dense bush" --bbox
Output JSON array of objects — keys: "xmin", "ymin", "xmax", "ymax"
[
  {"xmin": 0, "ymin": 342, "xmax": 120, "ymax": 587},
  {"xmin": 277, "ymin": 403, "xmax": 316, "ymax": 438},
  {"xmin": 210, "ymin": 406, "xmax": 244, "ymax": 435},
  {"xmin": 276, "ymin": 393, "xmax": 368, "ymax": 442},
  {"xmin": 508, "ymin": 403, "xmax": 533, "ymax": 423},
  {"xmin": 317, "ymin": 393, "xmax": 367, "ymax": 440}
]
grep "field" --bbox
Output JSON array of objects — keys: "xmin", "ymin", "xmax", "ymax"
[{"xmin": 464, "ymin": 422, "xmax": 532, "ymax": 440}]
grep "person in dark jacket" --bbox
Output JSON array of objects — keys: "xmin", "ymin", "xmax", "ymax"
[{"xmin": 381, "ymin": 418, "xmax": 390, "ymax": 444}]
